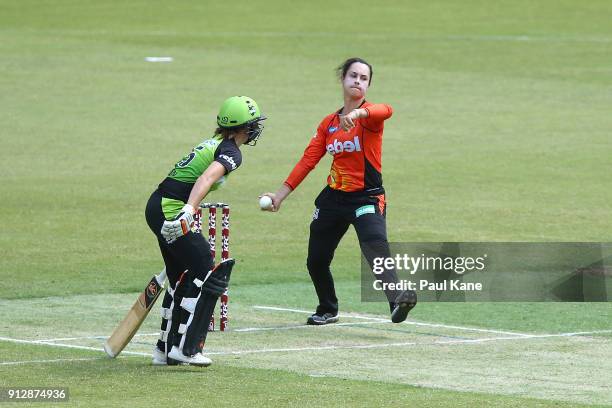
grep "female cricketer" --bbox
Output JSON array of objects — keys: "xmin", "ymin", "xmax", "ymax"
[
  {"xmin": 261, "ymin": 58, "xmax": 416, "ymax": 325},
  {"xmin": 145, "ymin": 96, "xmax": 265, "ymax": 366}
]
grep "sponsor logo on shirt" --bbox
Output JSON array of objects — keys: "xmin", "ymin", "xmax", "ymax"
[
  {"xmin": 326, "ymin": 136, "xmax": 362, "ymax": 155},
  {"xmin": 328, "ymin": 126, "xmax": 338, "ymax": 133},
  {"xmin": 219, "ymin": 154, "xmax": 237, "ymax": 170}
]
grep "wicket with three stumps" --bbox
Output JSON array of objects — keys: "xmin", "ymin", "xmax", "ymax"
[{"xmin": 195, "ymin": 203, "xmax": 230, "ymax": 332}]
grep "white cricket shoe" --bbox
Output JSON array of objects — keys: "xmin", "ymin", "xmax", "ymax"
[
  {"xmin": 152, "ymin": 346, "xmax": 167, "ymax": 365},
  {"xmin": 168, "ymin": 346, "xmax": 212, "ymax": 367}
]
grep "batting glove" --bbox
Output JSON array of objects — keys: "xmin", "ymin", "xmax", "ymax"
[{"xmin": 161, "ymin": 204, "xmax": 195, "ymax": 244}]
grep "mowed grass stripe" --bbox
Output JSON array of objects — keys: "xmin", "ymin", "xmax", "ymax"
[
  {"xmin": 0, "ymin": 342, "xmax": 592, "ymax": 408},
  {"xmin": 1, "ymin": 325, "xmax": 611, "ymax": 405},
  {"xmin": 1, "ymin": 294, "xmax": 611, "ymax": 405}
]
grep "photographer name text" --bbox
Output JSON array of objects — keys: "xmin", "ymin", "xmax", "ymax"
[{"xmin": 373, "ymin": 279, "xmax": 483, "ymax": 291}]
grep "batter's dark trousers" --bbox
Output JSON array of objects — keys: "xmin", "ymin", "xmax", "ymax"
[
  {"xmin": 145, "ymin": 190, "xmax": 214, "ymax": 290},
  {"xmin": 145, "ymin": 190, "xmax": 215, "ymax": 351},
  {"xmin": 307, "ymin": 186, "xmax": 400, "ymax": 315}
]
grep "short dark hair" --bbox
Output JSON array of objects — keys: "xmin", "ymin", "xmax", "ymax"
[{"xmin": 336, "ymin": 57, "xmax": 373, "ymax": 86}]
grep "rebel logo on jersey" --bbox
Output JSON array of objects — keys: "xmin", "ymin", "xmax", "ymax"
[
  {"xmin": 219, "ymin": 154, "xmax": 237, "ymax": 170},
  {"xmin": 326, "ymin": 136, "xmax": 362, "ymax": 155},
  {"xmin": 284, "ymin": 102, "xmax": 393, "ymax": 193}
]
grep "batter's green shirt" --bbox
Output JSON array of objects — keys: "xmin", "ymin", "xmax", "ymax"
[{"xmin": 157, "ymin": 135, "xmax": 242, "ymax": 219}]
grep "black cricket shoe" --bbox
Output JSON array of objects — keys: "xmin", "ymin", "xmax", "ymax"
[
  {"xmin": 391, "ymin": 290, "xmax": 417, "ymax": 323},
  {"xmin": 306, "ymin": 312, "xmax": 339, "ymax": 325}
]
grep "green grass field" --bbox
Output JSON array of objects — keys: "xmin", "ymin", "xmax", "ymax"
[{"xmin": 1, "ymin": 0, "xmax": 611, "ymax": 406}]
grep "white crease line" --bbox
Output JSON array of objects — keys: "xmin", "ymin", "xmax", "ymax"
[
  {"xmin": 404, "ymin": 321, "xmax": 533, "ymax": 337},
  {"xmin": 436, "ymin": 330, "xmax": 612, "ymax": 345},
  {"xmin": 254, "ymin": 305, "xmax": 387, "ymax": 321},
  {"xmin": 253, "ymin": 305, "xmax": 532, "ymax": 337},
  {"xmin": 0, "ymin": 357, "xmax": 101, "ymax": 366},
  {"xmin": 38, "ymin": 333, "xmax": 159, "ymax": 342},
  {"xmin": 524, "ymin": 330, "xmax": 612, "ymax": 338},
  {"xmin": 206, "ymin": 330, "xmax": 612, "ymax": 356},
  {"xmin": 207, "ymin": 343, "xmax": 416, "ymax": 355},
  {"xmin": 0, "ymin": 336, "xmax": 150, "ymax": 357},
  {"xmin": 1, "ymin": 329, "xmax": 610, "ymax": 360},
  {"xmin": 235, "ymin": 321, "xmax": 388, "ymax": 332}
]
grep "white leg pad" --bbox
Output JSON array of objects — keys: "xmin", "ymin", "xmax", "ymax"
[
  {"xmin": 159, "ymin": 330, "xmax": 168, "ymax": 342},
  {"xmin": 180, "ymin": 297, "xmax": 197, "ymax": 313},
  {"xmin": 160, "ymin": 307, "xmax": 172, "ymax": 319}
]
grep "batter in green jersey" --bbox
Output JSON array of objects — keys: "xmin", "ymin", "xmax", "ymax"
[
  {"xmin": 144, "ymin": 96, "xmax": 266, "ymax": 367},
  {"xmin": 159, "ymin": 135, "xmax": 243, "ymax": 220}
]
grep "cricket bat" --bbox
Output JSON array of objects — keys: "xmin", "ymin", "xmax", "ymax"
[{"xmin": 103, "ymin": 268, "xmax": 167, "ymax": 358}]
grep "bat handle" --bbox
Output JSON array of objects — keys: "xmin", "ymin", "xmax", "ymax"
[{"xmin": 155, "ymin": 267, "xmax": 167, "ymax": 287}]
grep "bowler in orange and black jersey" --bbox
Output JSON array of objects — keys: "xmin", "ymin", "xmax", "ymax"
[
  {"xmin": 285, "ymin": 101, "xmax": 392, "ymax": 195},
  {"xmin": 261, "ymin": 58, "xmax": 416, "ymax": 325}
]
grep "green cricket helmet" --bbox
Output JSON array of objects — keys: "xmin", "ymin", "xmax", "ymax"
[{"xmin": 216, "ymin": 96, "xmax": 266, "ymax": 146}]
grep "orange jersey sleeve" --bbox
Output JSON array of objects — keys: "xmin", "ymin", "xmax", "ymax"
[
  {"xmin": 285, "ymin": 102, "xmax": 392, "ymax": 193},
  {"xmin": 284, "ymin": 115, "xmax": 333, "ymax": 190},
  {"xmin": 362, "ymin": 103, "xmax": 393, "ymax": 130}
]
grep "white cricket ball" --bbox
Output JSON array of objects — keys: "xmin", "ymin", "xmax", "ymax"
[{"xmin": 259, "ymin": 196, "xmax": 273, "ymax": 210}]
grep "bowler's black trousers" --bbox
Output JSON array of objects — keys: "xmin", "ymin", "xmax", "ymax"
[{"xmin": 307, "ymin": 186, "xmax": 400, "ymax": 315}]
